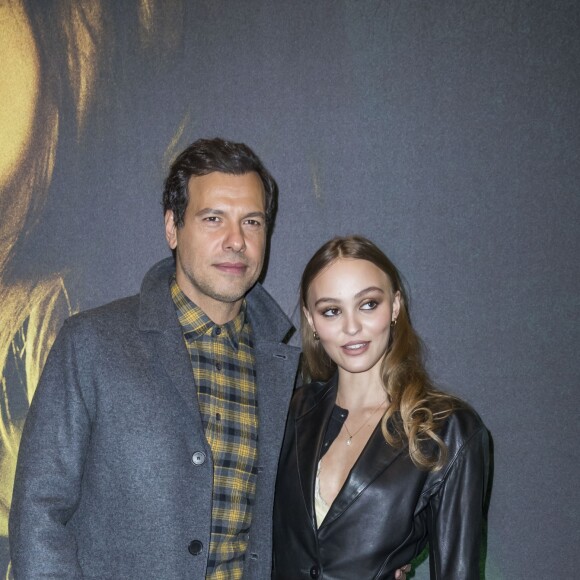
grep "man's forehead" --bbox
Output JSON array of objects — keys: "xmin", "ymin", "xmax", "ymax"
[{"xmin": 186, "ymin": 171, "xmax": 265, "ymax": 208}]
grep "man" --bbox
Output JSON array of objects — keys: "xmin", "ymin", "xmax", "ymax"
[
  {"xmin": 9, "ymin": 138, "xmax": 301, "ymax": 579},
  {"xmin": 10, "ymin": 138, "xmax": 412, "ymax": 580}
]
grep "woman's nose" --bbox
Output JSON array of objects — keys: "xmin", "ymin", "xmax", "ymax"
[{"xmin": 343, "ymin": 311, "xmax": 362, "ymax": 335}]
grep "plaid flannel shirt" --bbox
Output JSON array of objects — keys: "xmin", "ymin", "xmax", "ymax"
[{"xmin": 171, "ymin": 279, "xmax": 258, "ymax": 580}]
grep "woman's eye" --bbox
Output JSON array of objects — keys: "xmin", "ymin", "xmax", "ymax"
[
  {"xmin": 361, "ymin": 300, "xmax": 378, "ymax": 310},
  {"xmin": 321, "ymin": 307, "xmax": 340, "ymax": 317}
]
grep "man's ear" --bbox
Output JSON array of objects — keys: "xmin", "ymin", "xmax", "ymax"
[{"xmin": 164, "ymin": 210, "xmax": 177, "ymax": 250}]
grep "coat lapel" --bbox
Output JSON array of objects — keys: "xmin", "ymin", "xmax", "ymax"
[
  {"xmin": 246, "ymin": 281, "xmax": 301, "ymax": 470},
  {"xmin": 138, "ymin": 259, "xmax": 202, "ymax": 420},
  {"xmin": 137, "ymin": 258, "xmax": 301, "ymax": 462},
  {"xmin": 253, "ymin": 341, "xmax": 301, "ymax": 467},
  {"xmin": 294, "ymin": 380, "xmax": 337, "ymax": 526},
  {"xmin": 321, "ymin": 421, "xmax": 407, "ymax": 527},
  {"xmin": 153, "ymin": 326, "xmax": 200, "ymax": 418},
  {"xmin": 294, "ymin": 374, "xmax": 409, "ymax": 529}
]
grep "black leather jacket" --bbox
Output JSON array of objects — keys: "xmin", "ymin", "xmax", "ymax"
[{"xmin": 273, "ymin": 376, "xmax": 489, "ymax": 579}]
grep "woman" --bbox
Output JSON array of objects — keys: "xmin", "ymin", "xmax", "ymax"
[{"xmin": 273, "ymin": 236, "xmax": 489, "ymax": 579}]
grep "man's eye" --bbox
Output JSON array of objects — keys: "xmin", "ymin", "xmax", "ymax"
[
  {"xmin": 361, "ymin": 300, "xmax": 378, "ymax": 310},
  {"xmin": 244, "ymin": 219, "xmax": 263, "ymax": 227}
]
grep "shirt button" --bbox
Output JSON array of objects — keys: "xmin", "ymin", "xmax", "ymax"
[
  {"xmin": 310, "ymin": 565, "xmax": 320, "ymax": 578},
  {"xmin": 214, "ymin": 327, "xmax": 222, "ymax": 336},
  {"xmin": 191, "ymin": 451, "xmax": 206, "ymax": 465},
  {"xmin": 215, "ymin": 362, "xmax": 222, "ymax": 371},
  {"xmin": 188, "ymin": 540, "xmax": 203, "ymax": 555}
]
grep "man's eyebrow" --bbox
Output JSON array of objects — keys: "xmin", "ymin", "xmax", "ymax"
[
  {"xmin": 195, "ymin": 208, "xmax": 225, "ymax": 217},
  {"xmin": 244, "ymin": 211, "xmax": 266, "ymax": 220},
  {"xmin": 195, "ymin": 208, "xmax": 266, "ymax": 220},
  {"xmin": 195, "ymin": 207, "xmax": 225, "ymax": 216},
  {"xmin": 314, "ymin": 286, "xmax": 385, "ymax": 307}
]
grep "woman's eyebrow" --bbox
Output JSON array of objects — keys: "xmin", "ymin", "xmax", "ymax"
[
  {"xmin": 314, "ymin": 286, "xmax": 384, "ymax": 307},
  {"xmin": 354, "ymin": 286, "xmax": 385, "ymax": 298}
]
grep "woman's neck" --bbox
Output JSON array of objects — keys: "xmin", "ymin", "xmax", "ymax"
[{"xmin": 336, "ymin": 368, "xmax": 387, "ymax": 409}]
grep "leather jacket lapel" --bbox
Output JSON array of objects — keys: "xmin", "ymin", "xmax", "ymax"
[
  {"xmin": 294, "ymin": 379, "xmax": 337, "ymax": 527},
  {"xmin": 321, "ymin": 418, "xmax": 407, "ymax": 528}
]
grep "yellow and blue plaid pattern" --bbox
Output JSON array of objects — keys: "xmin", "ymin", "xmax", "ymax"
[{"xmin": 171, "ymin": 279, "xmax": 258, "ymax": 580}]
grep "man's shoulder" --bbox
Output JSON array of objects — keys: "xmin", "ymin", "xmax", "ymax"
[
  {"xmin": 65, "ymin": 294, "xmax": 141, "ymax": 335},
  {"xmin": 65, "ymin": 258, "xmax": 175, "ymax": 336}
]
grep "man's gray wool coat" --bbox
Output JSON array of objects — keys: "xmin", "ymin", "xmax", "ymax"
[{"xmin": 9, "ymin": 257, "xmax": 301, "ymax": 579}]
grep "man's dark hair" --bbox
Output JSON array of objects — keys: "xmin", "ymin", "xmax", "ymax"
[{"xmin": 162, "ymin": 137, "xmax": 278, "ymax": 229}]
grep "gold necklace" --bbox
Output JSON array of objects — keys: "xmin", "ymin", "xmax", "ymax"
[{"xmin": 337, "ymin": 395, "xmax": 386, "ymax": 446}]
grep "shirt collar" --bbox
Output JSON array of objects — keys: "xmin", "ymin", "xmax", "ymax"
[{"xmin": 170, "ymin": 277, "xmax": 247, "ymax": 350}]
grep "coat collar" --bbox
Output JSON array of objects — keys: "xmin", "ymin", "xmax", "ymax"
[
  {"xmin": 135, "ymin": 257, "xmax": 298, "ymax": 420},
  {"xmin": 295, "ymin": 376, "xmax": 407, "ymax": 528},
  {"xmin": 137, "ymin": 257, "xmax": 295, "ymax": 344}
]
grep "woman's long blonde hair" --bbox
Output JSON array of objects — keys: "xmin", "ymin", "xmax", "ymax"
[{"xmin": 300, "ymin": 236, "xmax": 460, "ymax": 471}]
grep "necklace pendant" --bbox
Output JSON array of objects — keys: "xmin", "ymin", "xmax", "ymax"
[{"xmin": 346, "ymin": 437, "xmax": 352, "ymax": 446}]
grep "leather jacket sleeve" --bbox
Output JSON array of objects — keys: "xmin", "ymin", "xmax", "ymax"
[{"xmin": 427, "ymin": 423, "xmax": 489, "ymax": 579}]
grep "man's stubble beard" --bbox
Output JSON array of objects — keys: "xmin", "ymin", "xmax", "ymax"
[{"xmin": 180, "ymin": 258, "xmax": 261, "ymax": 305}]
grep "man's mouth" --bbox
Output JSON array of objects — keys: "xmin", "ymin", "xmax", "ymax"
[{"xmin": 214, "ymin": 262, "xmax": 248, "ymax": 275}]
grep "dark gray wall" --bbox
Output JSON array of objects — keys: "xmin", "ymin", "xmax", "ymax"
[{"xmin": 3, "ymin": 1, "xmax": 579, "ymax": 578}]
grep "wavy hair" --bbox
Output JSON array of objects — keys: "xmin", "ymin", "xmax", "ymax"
[{"xmin": 300, "ymin": 236, "xmax": 461, "ymax": 471}]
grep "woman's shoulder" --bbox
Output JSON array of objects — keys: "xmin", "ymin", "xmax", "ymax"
[
  {"xmin": 447, "ymin": 401, "xmax": 485, "ymax": 429},
  {"xmin": 439, "ymin": 402, "xmax": 489, "ymax": 458},
  {"xmin": 290, "ymin": 376, "xmax": 336, "ymax": 417}
]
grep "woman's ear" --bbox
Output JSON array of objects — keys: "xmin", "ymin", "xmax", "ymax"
[
  {"xmin": 392, "ymin": 291, "xmax": 401, "ymax": 321},
  {"xmin": 303, "ymin": 306, "xmax": 316, "ymax": 333}
]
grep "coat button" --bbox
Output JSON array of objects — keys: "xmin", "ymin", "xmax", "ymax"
[
  {"xmin": 188, "ymin": 540, "xmax": 203, "ymax": 555},
  {"xmin": 310, "ymin": 565, "xmax": 320, "ymax": 578},
  {"xmin": 191, "ymin": 451, "xmax": 206, "ymax": 465}
]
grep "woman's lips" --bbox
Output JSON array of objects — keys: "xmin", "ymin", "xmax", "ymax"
[{"xmin": 341, "ymin": 341, "xmax": 370, "ymax": 355}]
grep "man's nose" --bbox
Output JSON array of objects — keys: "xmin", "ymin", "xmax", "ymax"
[{"xmin": 223, "ymin": 223, "xmax": 246, "ymax": 253}]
